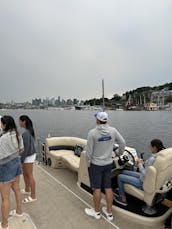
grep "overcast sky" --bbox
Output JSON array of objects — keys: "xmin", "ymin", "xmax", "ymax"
[{"xmin": 0, "ymin": 0, "xmax": 172, "ymax": 102}]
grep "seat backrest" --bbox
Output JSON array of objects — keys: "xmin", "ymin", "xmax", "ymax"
[
  {"xmin": 143, "ymin": 148, "xmax": 172, "ymax": 205},
  {"xmin": 45, "ymin": 137, "xmax": 87, "ymax": 154},
  {"xmin": 78, "ymin": 151, "xmax": 90, "ymax": 187}
]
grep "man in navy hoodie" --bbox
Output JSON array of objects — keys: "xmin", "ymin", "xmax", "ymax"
[{"xmin": 85, "ymin": 111, "xmax": 126, "ymax": 221}]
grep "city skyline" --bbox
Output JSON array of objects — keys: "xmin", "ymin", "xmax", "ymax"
[
  {"xmin": 0, "ymin": 0, "xmax": 172, "ymax": 102},
  {"xmin": 1, "ymin": 81, "xmax": 172, "ymax": 105}
]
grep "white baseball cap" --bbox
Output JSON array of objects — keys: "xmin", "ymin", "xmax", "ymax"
[{"xmin": 95, "ymin": 111, "xmax": 108, "ymax": 122}]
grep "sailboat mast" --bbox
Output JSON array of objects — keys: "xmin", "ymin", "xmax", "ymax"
[{"xmin": 102, "ymin": 79, "xmax": 105, "ymax": 110}]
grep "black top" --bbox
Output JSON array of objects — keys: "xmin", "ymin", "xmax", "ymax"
[{"xmin": 20, "ymin": 129, "xmax": 36, "ymax": 163}]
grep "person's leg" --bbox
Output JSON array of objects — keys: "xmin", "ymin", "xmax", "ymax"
[
  {"xmin": 23, "ymin": 163, "xmax": 36, "ymax": 199},
  {"xmin": 0, "ymin": 182, "xmax": 12, "ymax": 228},
  {"xmin": 22, "ymin": 164, "xmax": 30, "ymax": 193},
  {"xmin": 102, "ymin": 164, "xmax": 113, "ymax": 213},
  {"xmin": 93, "ymin": 189, "xmax": 101, "ymax": 212},
  {"xmin": 89, "ymin": 164, "xmax": 102, "ymax": 212},
  {"xmin": 11, "ymin": 176, "xmax": 22, "ymax": 215},
  {"xmin": 104, "ymin": 188, "xmax": 113, "ymax": 213},
  {"xmin": 122, "ymin": 170, "xmax": 142, "ymax": 179},
  {"xmin": 118, "ymin": 173, "xmax": 142, "ymax": 202},
  {"xmin": 85, "ymin": 164, "xmax": 101, "ymax": 219},
  {"xmin": 101, "ymin": 164, "xmax": 114, "ymax": 221}
]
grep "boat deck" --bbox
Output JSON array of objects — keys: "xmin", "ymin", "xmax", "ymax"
[{"xmin": 0, "ymin": 163, "xmax": 166, "ymax": 229}]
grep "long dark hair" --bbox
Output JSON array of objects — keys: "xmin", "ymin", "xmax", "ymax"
[
  {"xmin": 1, "ymin": 115, "xmax": 19, "ymax": 145},
  {"xmin": 150, "ymin": 139, "xmax": 165, "ymax": 152},
  {"xmin": 19, "ymin": 115, "xmax": 35, "ymax": 139}
]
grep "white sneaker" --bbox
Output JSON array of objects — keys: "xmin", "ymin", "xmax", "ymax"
[
  {"xmin": 85, "ymin": 208, "xmax": 101, "ymax": 219},
  {"xmin": 102, "ymin": 207, "xmax": 113, "ymax": 221}
]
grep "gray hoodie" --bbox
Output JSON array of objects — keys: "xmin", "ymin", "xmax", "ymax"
[
  {"xmin": 86, "ymin": 124, "xmax": 126, "ymax": 166},
  {"xmin": 0, "ymin": 131, "xmax": 24, "ymax": 164}
]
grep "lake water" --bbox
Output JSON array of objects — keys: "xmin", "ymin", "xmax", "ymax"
[{"xmin": 0, "ymin": 109, "xmax": 172, "ymax": 156}]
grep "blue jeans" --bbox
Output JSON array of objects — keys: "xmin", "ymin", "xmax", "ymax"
[
  {"xmin": 0, "ymin": 157, "xmax": 22, "ymax": 183},
  {"xmin": 117, "ymin": 170, "xmax": 143, "ymax": 197}
]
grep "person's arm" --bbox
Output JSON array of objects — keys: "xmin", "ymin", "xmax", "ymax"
[
  {"xmin": 0, "ymin": 136, "xmax": 7, "ymax": 160},
  {"xmin": 86, "ymin": 131, "xmax": 94, "ymax": 167},
  {"xmin": 115, "ymin": 130, "xmax": 126, "ymax": 155},
  {"xmin": 138, "ymin": 156, "xmax": 156, "ymax": 177},
  {"xmin": 19, "ymin": 135, "xmax": 24, "ymax": 154},
  {"xmin": 20, "ymin": 131, "xmax": 31, "ymax": 163}
]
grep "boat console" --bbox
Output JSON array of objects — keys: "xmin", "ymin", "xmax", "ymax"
[{"xmin": 77, "ymin": 147, "xmax": 172, "ymax": 227}]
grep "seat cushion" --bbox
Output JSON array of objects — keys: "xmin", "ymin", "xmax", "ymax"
[
  {"xmin": 49, "ymin": 150, "xmax": 74, "ymax": 158},
  {"xmin": 49, "ymin": 150, "xmax": 80, "ymax": 171},
  {"xmin": 61, "ymin": 154, "xmax": 80, "ymax": 171},
  {"xmin": 124, "ymin": 184, "xmax": 144, "ymax": 201}
]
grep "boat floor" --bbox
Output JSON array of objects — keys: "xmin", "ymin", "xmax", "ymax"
[
  {"xmin": 8, "ymin": 213, "xmax": 37, "ymax": 229},
  {"xmin": 0, "ymin": 163, "xmax": 166, "ymax": 229}
]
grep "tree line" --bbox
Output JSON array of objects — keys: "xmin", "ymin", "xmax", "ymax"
[{"xmin": 84, "ymin": 82, "xmax": 172, "ymax": 108}]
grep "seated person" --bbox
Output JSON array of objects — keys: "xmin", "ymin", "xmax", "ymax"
[{"xmin": 114, "ymin": 139, "xmax": 165, "ymax": 206}]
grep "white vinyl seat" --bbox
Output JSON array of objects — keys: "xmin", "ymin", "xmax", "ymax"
[
  {"xmin": 124, "ymin": 148, "xmax": 172, "ymax": 207},
  {"xmin": 45, "ymin": 137, "xmax": 87, "ymax": 172}
]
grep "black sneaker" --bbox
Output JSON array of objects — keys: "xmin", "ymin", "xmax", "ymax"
[{"xmin": 114, "ymin": 196, "xmax": 128, "ymax": 206}]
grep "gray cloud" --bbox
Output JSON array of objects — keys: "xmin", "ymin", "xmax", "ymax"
[{"xmin": 0, "ymin": 0, "xmax": 172, "ymax": 102}]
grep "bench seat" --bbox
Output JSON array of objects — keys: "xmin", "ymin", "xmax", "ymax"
[
  {"xmin": 45, "ymin": 137, "xmax": 87, "ymax": 172},
  {"xmin": 48, "ymin": 150, "xmax": 80, "ymax": 171}
]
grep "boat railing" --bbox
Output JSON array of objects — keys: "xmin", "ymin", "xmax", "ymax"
[{"xmin": 36, "ymin": 136, "xmax": 46, "ymax": 164}]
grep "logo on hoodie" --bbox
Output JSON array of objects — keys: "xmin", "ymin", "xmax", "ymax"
[{"xmin": 98, "ymin": 136, "xmax": 112, "ymax": 142}]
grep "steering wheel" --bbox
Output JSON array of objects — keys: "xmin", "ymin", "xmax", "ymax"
[
  {"xmin": 113, "ymin": 145, "xmax": 136, "ymax": 170},
  {"xmin": 122, "ymin": 149, "xmax": 136, "ymax": 168}
]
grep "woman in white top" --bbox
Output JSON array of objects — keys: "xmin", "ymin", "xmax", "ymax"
[{"xmin": 0, "ymin": 116, "xmax": 24, "ymax": 229}]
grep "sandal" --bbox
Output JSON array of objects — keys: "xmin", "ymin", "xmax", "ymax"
[
  {"xmin": 0, "ymin": 223, "xmax": 9, "ymax": 229},
  {"xmin": 9, "ymin": 209, "xmax": 23, "ymax": 217},
  {"xmin": 21, "ymin": 189, "xmax": 31, "ymax": 195},
  {"xmin": 22, "ymin": 196, "xmax": 37, "ymax": 204}
]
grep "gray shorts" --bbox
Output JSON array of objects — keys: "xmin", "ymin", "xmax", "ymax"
[
  {"xmin": 88, "ymin": 162, "xmax": 113, "ymax": 189},
  {"xmin": 0, "ymin": 157, "xmax": 22, "ymax": 183}
]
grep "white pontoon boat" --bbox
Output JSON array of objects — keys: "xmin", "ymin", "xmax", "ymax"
[{"xmin": 41, "ymin": 136, "xmax": 172, "ymax": 229}]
